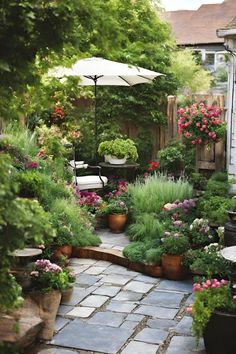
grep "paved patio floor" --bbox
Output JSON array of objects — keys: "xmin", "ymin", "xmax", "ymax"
[{"xmin": 35, "ymin": 230, "xmax": 206, "ymax": 354}]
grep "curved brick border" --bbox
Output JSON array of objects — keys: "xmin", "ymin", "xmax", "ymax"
[{"xmin": 73, "ymin": 246, "xmax": 163, "ymax": 277}]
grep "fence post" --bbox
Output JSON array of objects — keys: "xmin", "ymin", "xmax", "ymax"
[{"xmin": 167, "ymin": 95, "xmax": 178, "ymax": 140}]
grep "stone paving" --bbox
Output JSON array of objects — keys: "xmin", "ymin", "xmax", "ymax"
[{"xmin": 36, "ymin": 231, "xmax": 206, "ymax": 354}]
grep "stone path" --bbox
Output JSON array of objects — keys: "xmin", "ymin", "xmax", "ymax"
[{"xmin": 35, "ymin": 231, "xmax": 206, "ymax": 354}]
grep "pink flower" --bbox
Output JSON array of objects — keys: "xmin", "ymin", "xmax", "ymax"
[{"xmin": 186, "ymin": 306, "xmax": 193, "ymax": 314}]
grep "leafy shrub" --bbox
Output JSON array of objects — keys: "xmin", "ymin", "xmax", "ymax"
[
  {"xmin": 206, "ymin": 179, "xmax": 229, "ymax": 197},
  {"xmin": 189, "ymin": 172, "xmax": 207, "ymax": 190},
  {"xmin": 198, "ymin": 196, "xmax": 232, "ymax": 226},
  {"xmin": 128, "ymin": 174, "xmax": 193, "ymax": 214},
  {"xmin": 127, "ymin": 213, "xmax": 163, "ymax": 242},
  {"xmin": 14, "ymin": 170, "xmax": 44, "ymax": 198},
  {"xmin": 162, "ymin": 235, "xmax": 190, "ymax": 255},
  {"xmin": 98, "ymin": 138, "xmax": 138, "ymax": 161},
  {"xmin": 157, "ymin": 141, "xmax": 185, "ymax": 173},
  {"xmin": 210, "ymin": 171, "xmax": 228, "ymax": 182}
]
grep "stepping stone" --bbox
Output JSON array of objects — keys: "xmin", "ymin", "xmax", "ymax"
[
  {"xmin": 126, "ymin": 314, "xmax": 145, "ymax": 322},
  {"xmin": 121, "ymin": 340, "xmax": 159, "ymax": 354},
  {"xmin": 134, "ymin": 274, "xmax": 160, "ymax": 284},
  {"xmin": 147, "ymin": 318, "xmax": 176, "ymax": 330},
  {"xmin": 106, "ymin": 301, "xmax": 137, "ymax": 313},
  {"xmin": 113, "ymin": 291, "xmax": 143, "ymax": 301},
  {"xmin": 134, "ymin": 328, "xmax": 168, "ymax": 344},
  {"xmin": 156, "ymin": 279, "xmax": 193, "ymax": 293},
  {"xmin": 141, "ymin": 290, "xmax": 184, "ymax": 308},
  {"xmin": 124, "ymin": 281, "xmax": 154, "ymax": 293},
  {"xmin": 66, "ymin": 307, "xmax": 95, "ymax": 318},
  {"xmin": 93, "ymin": 285, "xmax": 121, "ymax": 297},
  {"xmin": 88, "ymin": 311, "xmax": 126, "ymax": 327},
  {"xmin": 51, "ymin": 319, "xmax": 133, "ymax": 354},
  {"xmin": 80, "ymin": 295, "xmax": 109, "ymax": 307},
  {"xmin": 54, "ymin": 317, "xmax": 70, "ymax": 332},
  {"xmin": 102, "ymin": 274, "xmax": 133, "ymax": 285},
  {"xmin": 135, "ymin": 305, "xmax": 179, "ymax": 319},
  {"xmin": 95, "ymin": 260, "xmax": 111, "ymax": 266},
  {"xmin": 104, "ymin": 265, "xmax": 133, "ymax": 275},
  {"xmin": 76, "ymin": 274, "xmax": 101, "ymax": 287},
  {"xmin": 38, "ymin": 349, "xmax": 77, "ymax": 354},
  {"xmin": 175, "ymin": 316, "xmax": 193, "ymax": 335},
  {"xmin": 84, "ymin": 266, "xmax": 107, "ymax": 275},
  {"xmin": 57, "ymin": 305, "xmax": 73, "ymax": 315},
  {"xmin": 69, "ymin": 265, "xmax": 89, "ymax": 274},
  {"xmin": 120, "ymin": 321, "xmax": 139, "ymax": 330},
  {"xmin": 165, "ymin": 336, "xmax": 205, "ymax": 354}
]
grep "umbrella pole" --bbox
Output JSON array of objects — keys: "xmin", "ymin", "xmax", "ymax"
[{"xmin": 94, "ymin": 77, "xmax": 98, "ymax": 163}]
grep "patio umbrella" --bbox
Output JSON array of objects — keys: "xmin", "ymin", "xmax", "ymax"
[{"xmin": 49, "ymin": 57, "xmax": 164, "ymax": 159}]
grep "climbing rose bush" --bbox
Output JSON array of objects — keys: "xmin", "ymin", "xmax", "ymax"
[{"xmin": 177, "ymin": 103, "xmax": 226, "ymax": 145}]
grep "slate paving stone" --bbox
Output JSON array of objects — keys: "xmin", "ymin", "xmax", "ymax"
[
  {"xmin": 186, "ymin": 292, "xmax": 195, "ymax": 305},
  {"xmin": 113, "ymin": 290, "xmax": 143, "ymax": 301},
  {"xmin": 93, "ymin": 285, "xmax": 121, "ymax": 297},
  {"xmin": 126, "ymin": 313, "xmax": 145, "ymax": 322},
  {"xmin": 156, "ymin": 279, "xmax": 193, "ymax": 293},
  {"xmin": 124, "ymin": 281, "xmax": 154, "ymax": 293},
  {"xmin": 80, "ymin": 295, "xmax": 109, "ymax": 307},
  {"xmin": 61, "ymin": 285, "xmax": 97, "ymax": 306},
  {"xmin": 71, "ymin": 258, "xmax": 97, "ymax": 265},
  {"xmin": 121, "ymin": 340, "xmax": 159, "ymax": 354},
  {"xmin": 101, "ymin": 274, "xmax": 133, "ymax": 285},
  {"xmin": 106, "ymin": 301, "xmax": 137, "ymax": 313},
  {"xmin": 66, "ymin": 306, "xmax": 95, "ymax": 318},
  {"xmin": 104, "ymin": 265, "xmax": 136, "ymax": 275},
  {"xmin": 88, "ymin": 311, "xmax": 126, "ymax": 327},
  {"xmin": 54, "ymin": 316, "xmax": 70, "ymax": 332},
  {"xmin": 165, "ymin": 336, "xmax": 206, "ymax": 354},
  {"xmin": 134, "ymin": 274, "xmax": 160, "ymax": 284},
  {"xmin": 175, "ymin": 316, "xmax": 193, "ymax": 335},
  {"xmin": 100, "ymin": 243, "xmax": 114, "ymax": 249},
  {"xmin": 147, "ymin": 318, "xmax": 177, "ymax": 330},
  {"xmin": 75, "ymin": 274, "xmax": 101, "ymax": 287},
  {"xmin": 51, "ymin": 319, "xmax": 133, "ymax": 354},
  {"xmin": 134, "ymin": 327, "xmax": 168, "ymax": 344},
  {"xmin": 141, "ymin": 290, "xmax": 185, "ymax": 308},
  {"xmin": 84, "ymin": 266, "xmax": 107, "ymax": 275},
  {"xmin": 57, "ymin": 305, "xmax": 73, "ymax": 315},
  {"xmin": 38, "ymin": 349, "xmax": 77, "ymax": 354},
  {"xmin": 120, "ymin": 321, "xmax": 139, "ymax": 330},
  {"xmin": 69, "ymin": 265, "xmax": 89, "ymax": 274},
  {"xmin": 135, "ymin": 305, "xmax": 179, "ymax": 319},
  {"xmin": 94, "ymin": 260, "xmax": 111, "ymax": 266}
]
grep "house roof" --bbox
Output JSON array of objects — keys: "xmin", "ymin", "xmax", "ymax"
[{"xmin": 162, "ymin": 0, "xmax": 236, "ymax": 45}]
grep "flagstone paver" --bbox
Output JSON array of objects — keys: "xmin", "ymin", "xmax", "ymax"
[{"xmin": 36, "ymin": 230, "xmax": 206, "ymax": 354}]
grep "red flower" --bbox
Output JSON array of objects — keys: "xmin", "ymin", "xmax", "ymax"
[{"xmin": 147, "ymin": 161, "xmax": 160, "ymax": 171}]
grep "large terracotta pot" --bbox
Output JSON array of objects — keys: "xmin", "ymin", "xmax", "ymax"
[
  {"xmin": 203, "ymin": 310, "xmax": 236, "ymax": 354},
  {"xmin": 53, "ymin": 244, "xmax": 73, "ymax": 259},
  {"xmin": 29, "ymin": 290, "xmax": 61, "ymax": 340},
  {"xmin": 162, "ymin": 254, "xmax": 186, "ymax": 280},
  {"xmin": 108, "ymin": 213, "xmax": 128, "ymax": 233}
]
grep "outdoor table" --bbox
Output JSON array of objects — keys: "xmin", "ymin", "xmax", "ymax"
[{"xmin": 99, "ymin": 162, "xmax": 140, "ymax": 182}]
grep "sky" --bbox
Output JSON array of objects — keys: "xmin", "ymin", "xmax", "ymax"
[{"xmin": 161, "ymin": 0, "xmax": 224, "ymax": 11}]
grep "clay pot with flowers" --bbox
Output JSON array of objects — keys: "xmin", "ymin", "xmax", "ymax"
[
  {"xmin": 105, "ymin": 199, "xmax": 129, "ymax": 233},
  {"xmin": 188, "ymin": 278, "xmax": 236, "ymax": 354},
  {"xmin": 161, "ymin": 232, "xmax": 190, "ymax": 280}
]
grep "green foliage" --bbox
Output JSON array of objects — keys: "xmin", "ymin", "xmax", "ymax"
[
  {"xmin": 145, "ymin": 247, "xmax": 163, "ymax": 265},
  {"xmin": 123, "ymin": 242, "xmax": 147, "ymax": 263},
  {"xmin": 128, "ymin": 174, "xmax": 193, "ymax": 214},
  {"xmin": 51, "ymin": 199, "xmax": 101, "ymax": 247},
  {"xmin": 98, "ymin": 138, "xmax": 138, "ymax": 161},
  {"xmin": 0, "ymin": 342, "xmax": 22, "ymax": 354},
  {"xmin": 14, "ymin": 170, "xmax": 44, "ymax": 198},
  {"xmin": 198, "ymin": 196, "xmax": 231, "ymax": 226},
  {"xmin": 171, "ymin": 49, "xmax": 212, "ymax": 95},
  {"xmin": 127, "ymin": 213, "xmax": 163, "ymax": 242},
  {"xmin": 189, "ymin": 173, "xmax": 207, "ymax": 191},
  {"xmin": 104, "ymin": 200, "xmax": 128, "ymax": 215},
  {"xmin": 206, "ymin": 179, "xmax": 229, "ymax": 197},
  {"xmin": 134, "ymin": 129, "xmax": 154, "ymax": 167},
  {"xmin": 210, "ymin": 172, "xmax": 228, "ymax": 182},
  {"xmin": 0, "ymin": 272, "xmax": 23, "ymax": 313},
  {"xmin": 192, "ymin": 282, "xmax": 236, "ymax": 343},
  {"xmin": 157, "ymin": 141, "xmax": 185, "ymax": 173},
  {"xmin": 162, "ymin": 235, "xmax": 190, "ymax": 255},
  {"xmin": 229, "ymin": 198, "xmax": 236, "ymax": 212}
]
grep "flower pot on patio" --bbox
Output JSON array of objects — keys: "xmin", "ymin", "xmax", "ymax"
[
  {"xmin": 108, "ymin": 213, "xmax": 128, "ymax": 233},
  {"xmin": 61, "ymin": 286, "xmax": 73, "ymax": 303},
  {"xmin": 162, "ymin": 254, "xmax": 186, "ymax": 280},
  {"xmin": 53, "ymin": 244, "xmax": 73, "ymax": 259},
  {"xmin": 106, "ymin": 155, "xmax": 127, "ymax": 165},
  {"xmin": 29, "ymin": 290, "xmax": 61, "ymax": 340}
]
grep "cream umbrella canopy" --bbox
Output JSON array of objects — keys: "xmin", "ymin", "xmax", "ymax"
[{"xmin": 49, "ymin": 57, "xmax": 164, "ymax": 159}]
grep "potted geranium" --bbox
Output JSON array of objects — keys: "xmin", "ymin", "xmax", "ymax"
[
  {"xmin": 29, "ymin": 259, "xmax": 75, "ymax": 340},
  {"xmin": 177, "ymin": 103, "xmax": 226, "ymax": 145},
  {"xmin": 98, "ymin": 138, "xmax": 138, "ymax": 164},
  {"xmin": 188, "ymin": 278, "xmax": 236, "ymax": 354},
  {"xmin": 161, "ymin": 232, "xmax": 190, "ymax": 280},
  {"xmin": 105, "ymin": 199, "xmax": 128, "ymax": 233}
]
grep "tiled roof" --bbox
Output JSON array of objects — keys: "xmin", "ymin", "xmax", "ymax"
[
  {"xmin": 224, "ymin": 16, "xmax": 236, "ymax": 29},
  {"xmin": 161, "ymin": 0, "xmax": 236, "ymax": 45}
]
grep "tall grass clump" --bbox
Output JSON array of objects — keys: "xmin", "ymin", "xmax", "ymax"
[
  {"xmin": 128, "ymin": 174, "xmax": 193, "ymax": 214},
  {"xmin": 4, "ymin": 123, "xmax": 38, "ymax": 157},
  {"xmin": 127, "ymin": 213, "xmax": 163, "ymax": 242}
]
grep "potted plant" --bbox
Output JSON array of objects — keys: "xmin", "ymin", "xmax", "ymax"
[
  {"xmin": 188, "ymin": 218, "xmax": 214, "ymax": 248},
  {"xmin": 29, "ymin": 259, "xmax": 75, "ymax": 340},
  {"xmin": 188, "ymin": 278, "xmax": 236, "ymax": 354},
  {"xmin": 161, "ymin": 232, "xmax": 190, "ymax": 280},
  {"xmin": 98, "ymin": 138, "xmax": 138, "ymax": 164},
  {"xmin": 105, "ymin": 199, "xmax": 128, "ymax": 233}
]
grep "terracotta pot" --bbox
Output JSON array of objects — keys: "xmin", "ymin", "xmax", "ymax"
[
  {"xmin": 129, "ymin": 261, "xmax": 146, "ymax": 273},
  {"xmin": 145, "ymin": 264, "xmax": 163, "ymax": 277},
  {"xmin": 162, "ymin": 254, "xmax": 186, "ymax": 280},
  {"xmin": 29, "ymin": 290, "xmax": 61, "ymax": 340},
  {"xmin": 53, "ymin": 244, "xmax": 73, "ymax": 259},
  {"xmin": 108, "ymin": 213, "xmax": 128, "ymax": 233},
  {"xmin": 203, "ymin": 310, "xmax": 236, "ymax": 354}
]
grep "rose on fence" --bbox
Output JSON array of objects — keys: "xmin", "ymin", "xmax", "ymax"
[{"xmin": 177, "ymin": 103, "xmax": 226, "ymax": 145}]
